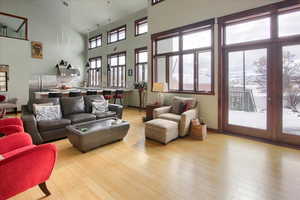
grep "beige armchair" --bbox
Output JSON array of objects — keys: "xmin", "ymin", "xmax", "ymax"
[{"xmin": 153, "ymin": 97, "xmax": 198, "ymax": 137}]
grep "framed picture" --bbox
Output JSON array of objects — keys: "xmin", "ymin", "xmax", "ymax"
[{"xmin": 31, "ymin": 41, "xmax": 43, "ymax": 59}]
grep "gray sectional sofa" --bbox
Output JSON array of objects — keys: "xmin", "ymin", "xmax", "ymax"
[{"xmin": 21, "ymin": 95, "xmax": 123, "ymax": 144}]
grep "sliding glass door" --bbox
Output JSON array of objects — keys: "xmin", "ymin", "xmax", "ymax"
[
  {"xmin": 278, "ymin": 43, "xmax": 300, "ymax": 144},
  {"xmin": 220, "ymin": 3, "xmax": 300, "ymax": 145},
  {"xmin": 225, "ymin": 47, "xmax": 271, "ymax": 138}
]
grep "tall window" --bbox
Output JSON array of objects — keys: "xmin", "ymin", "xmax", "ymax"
[
  {"xmin": 0, "ymin": 71, "xmax": 8, "ymax": 92},
  {"xmin": 108, "ymin": 52, "xmax": 126, "ymax": 88},
  {"xmin": 135, "ymin": 47, "xmax": 148, "ymax": 82},
  {"xmin": 88, "ymin": 57, "xmax": 102, "ymax": 87},
  {"xmin": 152, "ymin": 19, "xmax": 214, "ymax": 94},
  {"xmin": 152, "ymin": 0, "xmax": 164, "ymax": 5},
  {"xmin": 107, "ymin": 25, "xmax": 126, "ymax": 44},
  {"xmin": 89, "ymin": 35, "xmax": 102, "ymax": 49},
  {"xmin": 135, "ymin": 17, "xmax": 148, "ymax": 36}
]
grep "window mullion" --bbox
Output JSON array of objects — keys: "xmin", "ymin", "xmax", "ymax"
[
  {"xmin": 166, "ymin": 55, "xmax": 169, "ymax": 89},
  {"xmin": 194, "ymin": 51, "xmax": 198, "ymax": 92},
  {"xmin": 179, "ymin": 33, "xmax": 183, "ymax": 91}
]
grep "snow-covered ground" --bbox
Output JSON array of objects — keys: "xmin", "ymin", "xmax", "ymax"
[{"xmin": 229, "ymin": 109, "xmax": 300, "ymax": 136}]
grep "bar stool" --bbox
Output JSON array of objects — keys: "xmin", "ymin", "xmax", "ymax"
[
  {"xmin": 114, "ymin": 90, "xmax": 124, "ymax": 105},
  {"xmin": 103, "ymin": 90, "xmax": 113, "ymax": 102},
  {"xmin": 86, "ymin": 91, "xmax": 97, "ymax": 95},
  {"xmin": 48, "ymin": 93, "xmax": 62, "ymax": 98},
  {"xmin": 69, "ymin": 91, "xmax": 81, "ymax": 97}
]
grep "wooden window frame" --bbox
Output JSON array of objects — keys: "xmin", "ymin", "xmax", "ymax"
[
  {"xmin": 135, "ymin": 17, "xmax": 148, "ymax": 36},
  {"xmin": 107, "ymin": 52, "xmax": 127, "ymax": 88},
  {"xmin": 88, "ymin": 56, "xmax": 102, "ymax": 87},
  {"xmin": 135, "ymin": 47, "xmax": 148, "ymax": 82},
  {"xmin": 217, "ymin": 0, "xmax": 300, "ymax": 139},
  {"xmin": 89, "ymin": 34, "xmax": 102, "ymax": 49},
  {"xmin": 107, "ymin": 25, "xmax": 126, "ymax": 44},
  {"xmin": 151, "ymin": 19, "xmax": 215, "ymax": 95},
  {"xmin": 152, "ymin": 0, "xmax": 164, "ymax": 6},
  {"xmin": 0, "ymin": 12, "xmax": 28, "ymax": 41}
]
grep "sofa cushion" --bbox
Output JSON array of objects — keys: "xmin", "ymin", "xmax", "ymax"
[
  {"xmin": 60, "ymin": 96, "xmax": 85, "ymax": 116},
  {"xmin": 38, "ymin": 118, "xmax": 71, "ymax": 132},
  {"xmin": 28, "ymin": 98, "xmax": 60, "ymax": 113},
  {"xmin": 65, "ymin": 113, "xmax": 96, "ymax": 124},
  {"xmin": 171, "ymin": 97, "xmax": 196, "ymax": 114},
  {"xmin": 158, "ymin": 113, "xmax": 181, "ymax": 123},
  {"xmin": 34, "ymin": 105, "xmax": 62, "ymax": 122},
  {"xmin": 95, "ymin": 111, "xmax": 117, "ymax": 119},
  {"xmin": 84, "ymin": 95, "xmax": 105, "ymax": 113}
]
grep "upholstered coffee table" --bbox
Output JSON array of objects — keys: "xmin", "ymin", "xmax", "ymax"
[{"xmin": 66, "ymin": 118, "xmax": 130, "ymax": 152}]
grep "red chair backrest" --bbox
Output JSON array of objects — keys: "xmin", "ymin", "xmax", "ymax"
[{"xmin": 0, "ymin": 95, "xmax": 5, "ymax": 103}]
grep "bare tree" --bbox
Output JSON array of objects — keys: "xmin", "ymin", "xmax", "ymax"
[{"xmin": 254, "ymin": 51, "xmax": 300, "ymax": 112}]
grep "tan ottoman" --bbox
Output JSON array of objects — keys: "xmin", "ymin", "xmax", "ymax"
[{"xmin": 145, "ymin": 119, "xmax": 178, "ymax": 144}]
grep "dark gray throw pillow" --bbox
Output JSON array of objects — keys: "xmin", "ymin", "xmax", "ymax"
[{"xmin": 60, "ymin": 96, "xmax": 85, "ymax": 116}]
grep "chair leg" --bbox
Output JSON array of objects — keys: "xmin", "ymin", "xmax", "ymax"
[{"xmin": 39, "ymin": 182, "xmax": 51, "ymax": 196}]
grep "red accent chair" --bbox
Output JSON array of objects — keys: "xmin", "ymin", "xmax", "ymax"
[
  {"xmin": 0, "ymin": 118, "xmax": 24, "ymax": 136},
  {"xmin": 0, "ymin": 133, "xmax": 57, "ymax": 200}
]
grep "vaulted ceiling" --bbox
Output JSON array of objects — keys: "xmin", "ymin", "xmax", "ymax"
[{"xmin": 68, "ymin": 0, "xmax": 148, "ymax": 33}]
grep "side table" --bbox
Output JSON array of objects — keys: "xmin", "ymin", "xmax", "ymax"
[{"xmin": 143, "ymin": 104, "xmax": 162, "ymax": 122}]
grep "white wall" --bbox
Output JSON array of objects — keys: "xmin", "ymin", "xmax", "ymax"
[
  {"xmin": 147, "ymin": 0, "xmax": 282, "ymax": 129},
  {"xmin": 0, "ymin": 39, "xmax": 31, "ymax": 109},
  {"xmin": 0, "ymin": 0, "xmax": 86, "ymax": 109},
  {"xmin": 88, "ymin": 9, "xmax": 148, "ymax": 107}
]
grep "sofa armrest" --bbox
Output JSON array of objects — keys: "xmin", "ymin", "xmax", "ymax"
[
  {"xmin": 21, "ymin": 105, "xmax": 43, "ymax": 145},
  {"xmin": 153, "ymin": 106, "xmax": 172, "ymax": 119},
  {"xmin": 0, "ymin": 143, "xmax": 57, "ymax": 199},
  {"xmin": 179, "ymin": 108, "xmax": 198, "ymax": 137},
  {"xmin": 0, "ymin": 133, "xmax": 32, "ymax": 154},
  {"xmin": 108, "ymin": 104, "xmax": 123, "ymax": 119}
]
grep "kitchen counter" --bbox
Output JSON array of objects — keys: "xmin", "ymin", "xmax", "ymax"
[{"xmin": 34, "ymin": 88, "xmax": 133, "ymax": 99}]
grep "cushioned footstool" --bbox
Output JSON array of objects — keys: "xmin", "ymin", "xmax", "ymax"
[{"xmin": 145, "ymin": 119, "xmax": 178, "ymax": 144}]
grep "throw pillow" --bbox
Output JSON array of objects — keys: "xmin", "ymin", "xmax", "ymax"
[
  {"xmin": 33, "ymin": 103, "xmax": 53, "ymax": 115},
  {"xmin": 178, "ymin": 102, "xmax": 186, "ymax": 114},
  {"xmin": 35, "ymin": 105, "xmax": 62, "ymax": 121},
  {"xmin": 171, "ymin": 97, "xmax": 196, "ymax": 114},
  {"xmin": 171, "ymin": 97, "xmax": 182, "ymax": 114},
  {"xmin": 92, "ymin": 101, "xmax": 109, "ymax": 114},
  {"xmin": 183, "ymin": 102, "xmax": 193, "ymax": 112},
  {"xmin": 0, "ymin": 155, "xmax": 4, "ymax": 161}
]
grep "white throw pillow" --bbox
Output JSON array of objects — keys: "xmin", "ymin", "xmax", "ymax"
[
  {"xmin": 35, "ymin": 105, "xmax": 62, "ymax": 121},
  {"xmin": 33, "ymin": 103, "xmax": 53, "ymax": 115},
  {"xmin": 92, "ymin": 101, "xmax": 108, "ymax": 114}
]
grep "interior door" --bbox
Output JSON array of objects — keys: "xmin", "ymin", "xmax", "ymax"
[
  {"xmin": 277, "ymin": 43, "xmax": 300, "ymax": 145},
  {"xmin": 224, "ymin": 46, "xmax": 273, "ymax": 139}
]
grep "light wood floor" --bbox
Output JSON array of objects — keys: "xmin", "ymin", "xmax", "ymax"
[{"xmin": 12, "ymin": 108, "xmax": 300, "ymax": 200}]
